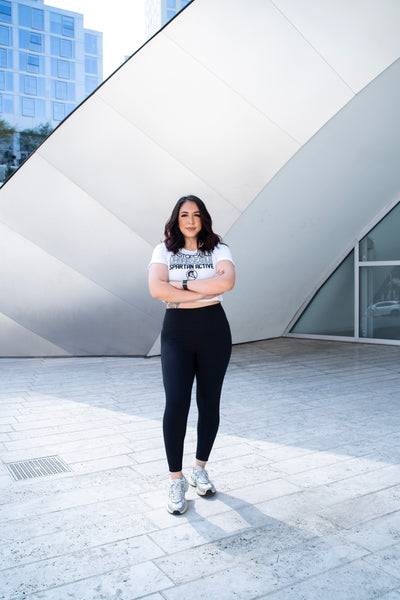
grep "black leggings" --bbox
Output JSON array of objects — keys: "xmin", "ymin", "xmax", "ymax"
[{"xmin": 161, "ymin": 303, "xmax": 232, "ymax": 472}]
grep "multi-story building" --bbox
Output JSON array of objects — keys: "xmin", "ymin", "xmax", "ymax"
[
  {"xmin": 145, "ymin": 0, "xmax": 191, "ymax": 38},
  {"xmin": 0, "ymin": 0, "xmax": 102, "ymax": 131}
]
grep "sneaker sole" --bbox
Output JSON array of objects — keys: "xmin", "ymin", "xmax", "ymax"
[
  {"xmin": 167, "ymin": 500, "xmax": 188, "ymax": 515},
  {"xmin": 189, "ymin": 477, "xmax": 216, "ymax": 497}
]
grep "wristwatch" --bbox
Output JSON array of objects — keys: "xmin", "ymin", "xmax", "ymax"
[{"xmin": 182, "ymin": 280, "xmax": 189, "ymax": 290}]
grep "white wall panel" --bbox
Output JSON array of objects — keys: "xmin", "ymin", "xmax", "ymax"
[
  {"xmin": 165, "ymin": 0, "xmax": 354, "ymax": 143},
  {"xmin": 0, "ymin": 223, "xmax": 161, "ymax": 355},
  {"xmin": 0, "ymin": 313, "xmax": 70, "ymax": 357},
  {"xmin": 98, "ymin": 35, "xmax": 300, "ymax": 211},
  {"xmin": 224, "ymin": 60, "xmax": 400, "ymax": 343},
  {"xmin": 37, "ymin": 97, "xmax": 240, "ymax": 243},
  {"xmin": 274, "ymin": 0, "xmax": 400, "ymax": 92}
]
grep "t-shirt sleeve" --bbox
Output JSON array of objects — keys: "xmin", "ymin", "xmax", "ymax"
[
  {"xmin": 149, "ymin": 243, "xmax": 168, "ymax": 267},
  {"xmin": 215, "ymin": 243, "xmax": 235, "ymax": 266}
]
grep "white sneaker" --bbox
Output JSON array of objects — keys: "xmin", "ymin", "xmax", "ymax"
[
  {"xmin": 189, "ymin": 466, "xmax": 216, "ymax": 496},
  {"xmin": 167, "ymin": 476, "xmax": 189, "ymax": 514}
]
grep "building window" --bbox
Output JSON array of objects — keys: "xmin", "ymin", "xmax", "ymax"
[
  {"xmin": 167, "ymin": 0, "xmax": 176, "ymax": 7},
  {"xmin": 84, "ymin": 33, "xmax": 97, "ymax": 55},
  {"xmin": 60, "ymin": 38, "xmax": 73, "ymax": 58},
  {"xmin": 20, "ymin": 30, "xmax": 43, "ymax": 52},
  {"xmin": 0, "ymin": 1, "xmax": 12, "ymax": 24},
  {"xmin": 84, "ymin": 56, "xmax": 97, "ymax": 75},
  {"xmin": 27, "ymin": 53, "xmax": 39, "ymax": 73},
  {"xmin": 85, "ymin": 75, "xmax": 97, "ymax": 95},
  {"xmin": 23, "ymin": 74, "xmax": 37, "ymax": 95},
  {"xmin": 55, "ymin": 80, "xmax": 67, "ymax": 100},
  {"xmin": 0, "ymin": 69, "xmax": 12, "ymax": 92},
  {"xmin": 50, "ymin": 12, "xmax": 74, "ymax": 37},
  {"xmin": 0, "ymin": 47, "xmax": 7, "ymax": 66},
  {"xmin": 57, "ymin": 59, "xmax": 70, "ymax": 79},
  {"xmin": 21, "ymin": 96, "xmax": 35, "ymax": 116},
  {"xmin": 291, "ymin": 200, "xmax": 400, "ymax": 344},
  {"xmin": 0, "ymin": 24, "xmax": 10, "ymax": 45},
  {"xmin": 1, "ymin": 92, "xmax": 13, "ymax": 112},
  {"xmin": 62, "ymin": 16, "xmax": 74, "ymax": 37},
  {"xmin": 167, "ymin": 10, "xmax": 176, "ymax": 20},
  {"xmin": 53, "ymin": 101, "xmax": 65, "ymax": 121},
  {"xmin": 18, "ymin": 5, "xmax": 44, "ymax": 30},
  {"xmin": 0, "ymin": 70, "xmax": 4, "ymax": 89}
]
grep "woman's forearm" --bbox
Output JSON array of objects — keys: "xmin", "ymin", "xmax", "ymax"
[
  {"xmin": 172, "ymin": 274, "xmax": 234, "ymax": 296},
  {"xmin": 150, "ymin": 280, "xmax": 210, "ymax": 303}
]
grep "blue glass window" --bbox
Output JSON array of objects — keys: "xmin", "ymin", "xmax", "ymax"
[
  {"xmin": 0, "ymin": 24, "xmax": 10, "ymax": 45},
  {"xmin": 167, "ymin": 10, "xmax": 176, "ymax": 20},
  {"xmin": 60, "ymin": 38, "xmax": 73, "ymax": 58},
  {"xmin": 31, "ymin": 8, "xmax": 43, "ymax": 30},
  {"xmin": 27, "ymin": 53, "xmax": 39, "ymax": 73},
  {"xmin": 23, "ymin": 74, "xmax": 37, "ymax": 95},
  {"xmin": 55, "ymin": 80, "xmax": 67, "ymax": 99},
  {"xmin": 50, "ymin": 36, "xmax": 58, "ymax": 55},
  {"xmin": 18, "ymin": 5, "xmax": 43, "ymax": 29},
  {"xmin": 62, "ymin": 16, "xmax": 74, "ymax": 37},
  {"xmin": 0, "ymin": 47, "xmax": 7, "ymax": 66},
  {"xmin": 50, "ymin": 12, "xmax": 61, "ymax": 34},
  {"xmin": 84, "ymin": 33, "xmax": 97, "ymax": 55},
  {"xmin": 21, "ymin": 96, "xmax": 35, "ymax": 116},
  {"xmin": 167, "ymin": 0, "xmax": 176, "ymax": 7},
  {"xmin": 53, "ymin": 101, "xmax": 65, "ymax": 120},
  {"xmin": 85, "ymin": 75, "xmax": 97, "ymax": 95},
  {"xmin": 20, "ymin": 29, "xmax": 43, "ymax": 52},
  {"xmin": 0, "ymin": 69, "xmax": 12, "ymax": 90},
  {"xmin": 84, "ymin": 56, "xmax": 97, "ymax": 75},
  {"xmin": 57, "ymin": 59, "xmax": 69, "ymax": 79},
  {"xmin": 0, "ymin": 1, "xmax": 12, "ymax": 24},
  {"xmin": 0, "ymin": 92, "xmax": 13, "ymax": 112},
  {"xmin": 18, "ymin": 4, "xmax": 30, "ymax": 26}
]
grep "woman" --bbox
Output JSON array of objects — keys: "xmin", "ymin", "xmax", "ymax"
[{"xmin": 148, "ymin": 195, "xmax": 235, "ymax": 515}]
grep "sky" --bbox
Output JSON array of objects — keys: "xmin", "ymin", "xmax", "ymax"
[{"xmin": 48, "ymin": 0, "xmax": 148, "ymax": 78}]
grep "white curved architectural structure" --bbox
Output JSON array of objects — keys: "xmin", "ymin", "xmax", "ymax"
[{"xmin": 1, "ymin": 0, "xmax": 400, "ymax": 356}]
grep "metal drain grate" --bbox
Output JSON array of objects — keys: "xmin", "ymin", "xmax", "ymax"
[{"xmin": 5, "ymin": 456, "xmax": 72, "ymax": 481}]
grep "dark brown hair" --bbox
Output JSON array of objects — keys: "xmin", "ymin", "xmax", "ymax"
[{"xmin": 164, "ymin": 195, "xmax": 222, "ymax": 254}]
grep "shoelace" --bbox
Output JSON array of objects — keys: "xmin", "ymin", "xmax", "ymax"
[{"xmin": 170, "ymin": 479, "xmax": 185, "ymax": 502}]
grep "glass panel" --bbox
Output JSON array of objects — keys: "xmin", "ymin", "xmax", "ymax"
[
  {"xmin": 0, "ymin": 24, "xmax": 10, "ymax": 45},
  {"xmin": 0, "ymin": 1, "xmax": 12, "ymax": 24},
  {"xmin": 3, "ymin": 91, "xmax": 12, "ymax": 112},
  {"xmin": 21, "ymin": 96, "xmax": 35, "ymax": 116},
  {"xmin": 57, "ymin": 59, "xmax": 70, "ymax": 79},
  {"xmin": 167, "ymin": 0, "xmax": 176, "ymax": 7},
  {"xmin": 359, "ymin": 202, "xmax": 400, "ymax": 261},
  {"xmin": 60, "ymin": 39, "xmax": 73, "ymax": 58},
  {"xmin": 18, "ymin": 4, "xmax": 30, "ymax": 27},
  {"xmin": 50, "ymin": 12, "xmax": 61, "ymax": 35},
  {"xmin": 0, "ymin": 47, "xmax": 6, "ymax": 66},
  {"xmin": 29, "ymin": 32, "xmax": 42, "ymax": 52},
  {"xmin": 85, "ymin": 75, "xmax": 97, "ymax": 95},
  {"xmin": 50, "ymin": 36, "xmax": 59, "ymax": 56},
  {"xmin": 24, "ymin": 74, "xmax": 37, "ymax": 95},
  {"xmin": 291, "ymin": 251, "xmax": 354, "ymax": 337},
  {"xmin": 32, "ymin": 8, "xmax": 44, "ymax": 30},
  {"xmin": 27, "ymin": 53, "xmax": 39, "ymax": 73},
  {"xmin": 62, "ymin": 16, "xmax": 74, "ymax": 37},
  {"xmin": 84, "ymin": 56, "xmax": 97, "ymax": 74},
  {"xmin": 55, "ymin": 80, "xmax": 67, "ymax": 99},
  {"xmin": 360, "ymin": 265, "xmax": 400, "ymax": 340},
  {"xmin": 0, "ymin": 70, "xmax": 4, "ymax": 89},
  {"xmin": 53, "ymin": 100, "xmax": 65, "ymax": 120},
  {"xmin": 167, "ymin": 10, "xmax": 176, "ymax": 20},
  {"xmin": 84, "ymin": 33, "xmax": 97, "ymax": 54}
]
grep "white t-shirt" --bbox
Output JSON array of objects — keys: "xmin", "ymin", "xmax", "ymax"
[{"xmin": 149, "ymin": 242, "xmax": 234, "ymax": 302}]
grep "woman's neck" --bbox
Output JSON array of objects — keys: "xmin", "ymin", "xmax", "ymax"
[{"xmin": 183, "ymin": 238, "xmax": 198, "ymax": 251}]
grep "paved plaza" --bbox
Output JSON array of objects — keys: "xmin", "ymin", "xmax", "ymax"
[{"xmin": 1, "ymin": 337, "xmax": 400, "ymax": 600}]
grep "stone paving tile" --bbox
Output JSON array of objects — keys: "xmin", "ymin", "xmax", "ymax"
[{"xmin": 0, "ymin": 338, "xmax": 400, "ymax": 600}]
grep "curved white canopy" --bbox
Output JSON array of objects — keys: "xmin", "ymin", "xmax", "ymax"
[{"xmin": 1, "ymin": 0, "xmax": 400, "ymax": 356}]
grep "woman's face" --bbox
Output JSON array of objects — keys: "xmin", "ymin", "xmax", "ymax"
[{"xmin": 178, "ymin": 201, "xmax": 202, "ymax": 240}]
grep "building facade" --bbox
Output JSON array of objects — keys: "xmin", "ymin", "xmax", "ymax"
[
  {"xmin": 0, "ymin": 0, "xmax": 102, "ymax": 131},
  {"xmin": 145, "ymin": 0, "xmax": 191, "ymax": 37}
]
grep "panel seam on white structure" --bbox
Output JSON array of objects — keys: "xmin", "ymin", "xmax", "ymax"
[
  {"xmin": 0, "ymin": 217, "xmax": 161, "ymax": 323},
  {"xmin": 0, "ymin": 311, "xmax": 71, "ymax": 356},
  {"xmin": 163, "ymin": 32, "xmax": 303, "ymax": 146},
  {"xmin": 94, "ymin": 95, "xmax": 245, "ymax": 217},
  {"xmin": 270, "ymin": 0, "xmax": 357, "ymax": 95},
  {"xmin": 34, "ymin": 153, "xmax": 160, "ymax": 250}
]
